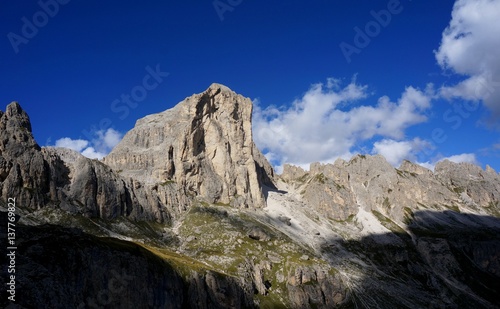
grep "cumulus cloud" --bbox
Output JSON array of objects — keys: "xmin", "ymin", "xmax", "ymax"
[
  {"xmin": 372, "ymin": 138, "xmax": 431, "ymax": 167},
  {"xmin": 53, "ymin": 128, "xmax": 123, "ymax": 159},
  {"xmin": 253, "ymin": 79, "xmax": 433, "ymax": 168},
  {"xmin": 435, "ymin": 0, "xmax": 500, "ymax": 118},
  {"xmin": 80, "ymin": 147, "xmax": 106, "ymax": 159},
  {"xmin": 92, "ymin": 128, "xmax": 123, "ymax": 153},
  {"xmin": 55, "ymin": 138, "xmax": 89, "ymax": 152}
]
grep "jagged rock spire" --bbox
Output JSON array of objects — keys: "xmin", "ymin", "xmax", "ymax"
[{"xmin": 0, "ymin": 101, "xmax": 40, "ymax": 157}]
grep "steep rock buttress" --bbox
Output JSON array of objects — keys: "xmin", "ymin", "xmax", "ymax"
[{"xmin": 104, "ymin": 83, "xmax": 275, "ymax": 209}]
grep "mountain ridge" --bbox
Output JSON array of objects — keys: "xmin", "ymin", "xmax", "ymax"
[{"xmin": 1, "ymin": 84, "xmax": 500, "ymax": 308}]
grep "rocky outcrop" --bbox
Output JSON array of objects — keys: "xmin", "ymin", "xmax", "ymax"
[
  {"xmin": 435, "ymin": 159, "xmax": 500, "ymax": 209},
  {"xmin": 0, "ymin": 102, "xmax": 49, "ymax": 210},
  {"xmin": 286, "ymin": 265, "xmax": 346, "ymax": 308},
  {"xmin": 0, "ymin": 102, "xmax": 171, "ymax": 222},
  {"xmin": 282, "ymin": 154, "xmax": 499, "ymax": 224},
  {"xmin": 44, "ymin": 147, "xmax": 175, "ymax": 222},
  {"xmin": 104, "ymin": 83, "xmax": 275, "ymax": 209}
]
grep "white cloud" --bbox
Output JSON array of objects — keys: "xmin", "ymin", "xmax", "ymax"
[
  {"xmin": 55, "ymin": 138, "xmax": 89, "ymax": 152},
  {"xmin": 372, "ymin": 138, "xmax": 431, "ymax": 167},
  {"xmin": 436, "ymin": 0, "xmax": 500, "ymax": 117},
  {"xmin": 53, "ymin": 128, "xmax": 123, "ymax": 160},
  {"xmin": 92, "ymin": 128, "xmax": 122, "ymax": 152},
  {"xmin": 253, "ymin": 79, "xmax": 432, "ymax": 168},
  {"xmin": 441, "ymin": 153, "xmax": 477, "ymax": 164},
  {"xmin": 81, "ymin": 147, "xmax": 106, "ymax": 159}
]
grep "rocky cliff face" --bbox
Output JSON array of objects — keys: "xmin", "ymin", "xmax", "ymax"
[
  {"xmin": 1, "ymin": 102, "xmax": 49, "ymax": 210},
  {"xmin": 1, "ymin": 84, "xmax": 500, "ymax": 309},
  {"xmin": 0, "ymin": 103, "xmax": 171, "ymax": 223},
  {"xmin": 104, "ymin": 83, "xmax": 274, "ymax": 209},
  {"xmin": 281, "ymin": 154, "xmax": 500, "ymax": 224}
]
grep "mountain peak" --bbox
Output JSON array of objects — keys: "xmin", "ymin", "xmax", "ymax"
[
  {"xmin": 104, "ymin": 84, "xmax": 274, "ymax": 209},
  {"xmin": 3, "ymin": 101, "xmax": 32, "ymax": 131},
  {"xmin": 0, "ymin": 102, "xmax": 39, "ymax": 157},
  {"xmin": 206, "ymin": 82, "xmax": 233, "ymax": 94},
  {"xmin": 6, "ymin": 101, "xmax": 24, "ymax": 115}
]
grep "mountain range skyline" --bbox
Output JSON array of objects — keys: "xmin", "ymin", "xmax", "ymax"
[
  {"xmin": 1, "ymin": 0, "xmax": 499, "ymax": 172},
  {"xmin": 2, "ymin": 83, "xmax": 499, "ymax": 308}
]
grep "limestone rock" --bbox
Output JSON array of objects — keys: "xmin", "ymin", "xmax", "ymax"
[
  {"xmin": 0, "ymin": 102, "xmax": 171, "ymax": 222},
  {"xmin": 248, "ymin": 226, "xmax": 271, "ymax": 241},
  {"xmin": 0, "ymin": 102, "xmax": 40, "ymax": 157},
  {"xmin": 399, "ymin": 159, "xmax": 433, "ymax": 176},
  {"xmin": 0, "ymin": 102, "xmax": 50, "ymax": 210},
  {"xmin": 278, "ymin": 215, "xmax": 292, "ymax": 226},
  {"xmin": 286, "ymin": 154, "xmax": 500, "ymax": 224},
  {"xmin": 252, "ymin": 262, "xmax": 268, "ymax": 295},
  {"xmin": 104, "ymin": 83, "xmax": 275, "ymax": 209},
  {"xmin": 435, "ymin": 159, "xmax": 500, "ymax": 209},
  {"xmin": 281, "ymin": 164, "xmax": 308, "ymax": 182},
  {"xmin": 286, "ymin": 265, "xmax": 347, "ymax": 308}
]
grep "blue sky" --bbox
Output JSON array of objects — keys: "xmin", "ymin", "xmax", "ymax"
[{"xmin": 1, "ymin": 0, "xmax": 499, "ymax": 172}]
